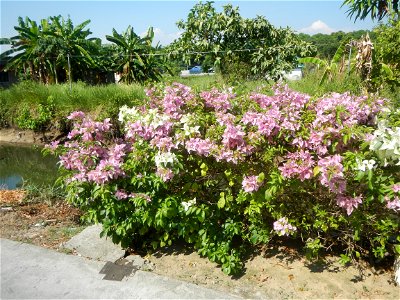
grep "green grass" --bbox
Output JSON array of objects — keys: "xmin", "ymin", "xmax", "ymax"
[
  {"xmin": 0, "ymin": 76, "xmax": 270, "ymax": 130},
  {"xmin": 286, "ymin": 70, "xmax": 364, "ymax": 96},
  {"xmin": 0, "ymin": 81, "xmax": 146, "ymax": 129},
  {"xmin": 1, "ymin": 73, "xmax": 398, "ymax": 131}
]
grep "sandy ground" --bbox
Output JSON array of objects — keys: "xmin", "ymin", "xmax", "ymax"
[{"xmin": 147, "ymin": 243, "xmax": 399, "ymax": 299}]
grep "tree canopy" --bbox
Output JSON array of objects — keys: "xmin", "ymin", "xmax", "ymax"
[
  {"xmin": 297, "ymin": 30, "xmax": 376, "ymax": 60},
  {"xmin": 170, "ymin": 1, "xmax": 316, "ymax": 80}
]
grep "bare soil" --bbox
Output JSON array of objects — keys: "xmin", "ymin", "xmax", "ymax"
[
  {"xmin": 0, "ymin": 190, "xmax": 84, "ymax": 249},
  {"xmin": 1, "ymin": 190, "xmax": 398, "ymax": 299}
]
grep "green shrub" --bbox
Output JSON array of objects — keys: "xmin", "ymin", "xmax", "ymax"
[
  {"xmin": 47, "ymin": 83, "xmax": 399, "ymax": 275},
  {"xmin": 16, "ymin": 98, "xmax": 55, "ymax": 131}
]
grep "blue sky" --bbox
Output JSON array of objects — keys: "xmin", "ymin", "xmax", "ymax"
[{"xmin": 1, "ymin": 0, "xmax": 379, "ymax": 51}]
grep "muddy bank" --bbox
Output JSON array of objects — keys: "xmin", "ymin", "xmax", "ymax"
[{"xmin": 0, "ymin": 128, "xmax": 62, "ymax": 145}]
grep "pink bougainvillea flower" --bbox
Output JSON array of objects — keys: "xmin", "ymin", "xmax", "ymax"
[
  {"xmin": 242, "ymin": 175, "xmax": 262, "ymax": 193},
  {"xmin": 392, "ymin": 184, "xmax": 400, "ymax": 193},
  {"xmin": 156, "ymin": 167, "xmax": 174, "ymax": 182},
  {"xmin": 200, "ymin": 88, "xmax": 234, "ymax": 112},
  {"xmin": 318, "ymin": 155, "xmax": 345, "ymax": 193},
  {"xmin": 279, "ymin": 150, "xmax": 315, "ymax": 181},
  {"xmin": 185, "ymin": 138, "xmax": 215, "ymax": 156},
  {"xmin": 336, "ymin": 195, "xmax": 363, "ymax": 215},
  {"xmin": 67, "ymin": 111, "xmax": 86, "ymax": 120},
  {"xmin": 222, "ymin": 125, "xmax": 246, "ymax": 149},
  {"xmin": 386, "ymin": 196, "xmax": 400, "ymax": 212},
  {"xmin": 273, "ymin": 217, "xmax": 297, "ymax": 236},
  {"xmin": 115, "ymin": 189, "xmax": 129, "ymax": 200}
]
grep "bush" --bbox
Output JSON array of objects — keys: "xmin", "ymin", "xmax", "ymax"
[
  {"xmin": 372, "ymin": 19, "xmax": 400, "ymax": 89},
  {"xmin": 47, "ymin": 83, "xmax": 400, "ymax": 274},
  {"xmin": 16, "ymin": 97, "xmax": 55, "ymax": 131}
]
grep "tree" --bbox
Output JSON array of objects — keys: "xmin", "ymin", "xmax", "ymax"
[
  {"xmin": 342, "ymin": 0, "xmax": 399, "ymax": 21},
  {"xmin": 106, "ymin": 26, "xmax": 165, "ymax": 84},
  {"xmin": 170, "ymin": 1, "xmax": 315, "ymax": 80}
]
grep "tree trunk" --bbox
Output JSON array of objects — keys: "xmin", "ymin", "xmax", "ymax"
[{"xmin": 54, "ymin": 60, "xmax": 58, "ymax": 84}]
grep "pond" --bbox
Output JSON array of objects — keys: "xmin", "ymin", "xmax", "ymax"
[{"xmin": 0, "ymin": 143, "xmax": 59, "ymax": 189}]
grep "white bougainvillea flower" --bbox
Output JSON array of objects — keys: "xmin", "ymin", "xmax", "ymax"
[{"xmin": 182, "ymin": 198, "xmax": 196, "ymax": 211}]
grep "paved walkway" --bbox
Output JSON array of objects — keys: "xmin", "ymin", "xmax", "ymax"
[{"xmin": 0, "ymin": 238, "xmax": 239, "ymax": 299}]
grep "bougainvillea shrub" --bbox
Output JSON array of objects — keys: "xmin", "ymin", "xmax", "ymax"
[{"xmin": 46, "ymin": 83, "xmax": 399, "ymax": 274}]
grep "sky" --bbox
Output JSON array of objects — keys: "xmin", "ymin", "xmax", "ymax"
[{"xmin": 0, "ymin": 0, "xmax": 380, "ymax": 53}]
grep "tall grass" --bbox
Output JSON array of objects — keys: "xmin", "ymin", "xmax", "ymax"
[
  {"xmin": 1, "ymin": 80, "xmax": 146, "ymax": 110},
  {"xmin": 0, "ymin": 81, "xmax": 146, "ymax": 129},
  {"xmin": 167, "ymin": 74, "xmax": 272, "ymax": 95},
  {"xmin": 1, "ymin": 73, "xmax": 398, "ymax": 131},
  {"xmin": 286, "ymin": 69, "xmax": 364, "ymax": 97}
]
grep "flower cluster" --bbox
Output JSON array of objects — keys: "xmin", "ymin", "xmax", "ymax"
[
  {"xmin": 162, "ymin": 83, "xmax": 194, "ymax": 119},
  {"xmin": 185, "ymin": 138, "xmax": 215, "ymax": 156},
  {"xmin": 182, "ymin": 198, "xmax": 196, "ymax": 211},
  {"xmin": 115, "ymin": 189, "xmax": 152, "ymax": 202},
  {"xmin": 355, "ymin": 158, "xmax": 376, "ymax": 172},
  {"xmin": 200, "ymin": 88, "xmax": 234, "ymax": 112},
  {"xmin": 385, "ymin": 184, "xmax": 400, "ymax": 212},
  {"xmin": 369, "ymin": 120, "xmax": 400, "ymax": 166},
  {"xmin": 273, "ymin": 217, "xmax": 297, "ymax": 236},
  {"xmin": 385, "ymin": 196, "xmax": 400, "ymax": 212},
  {"xmin": 278, "ymin": 150, "xmax": 315, "ymax": 181},
  {"xmin": 50, "ymin": 112, "xmax": 129, "ymax": 185},
  {"xmin": 242, "ymin": 175, "xmax": 262, "ymax": 193},
  {"xmin": 336, "ymin": 194, "xmax": 363, "ymax": 215},
  {"xmin": 318, "ymin": 155, "xmax": 346, "ymax": 194}
]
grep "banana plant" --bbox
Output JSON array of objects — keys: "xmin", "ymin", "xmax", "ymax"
[
  {"xmin": 299, "ymin": 37, "xmax": 351, "ymax": 85},
  {"xmin": 1, "ymin": 16, "xmax": 99, "ymax": 83},
  {"xmin": 106, "ymin": 26, "xmax": 163, "ymax": 84},
  {"xmin": 48, "ymin": 16, "xmax": 98, "ymax": 83},
  {"xmin": 342, "ymin": 0, "xmax": 399, "ymax": 21},
  {"xmin": 0, "ymin": 17, "xmax": 46, "ymax": 81}
]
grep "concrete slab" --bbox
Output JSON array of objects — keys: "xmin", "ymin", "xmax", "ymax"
[
  {"xmin": 63, "ymin": 224, "xmax": 125, "ymax": 262},
  {"xmin": 0, "ymin": 238, "xmax": 240, "ymax": 299}
]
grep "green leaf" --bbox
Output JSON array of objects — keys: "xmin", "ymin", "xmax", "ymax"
[
  {"xmin": 218, "ymin": 192, "xmax": 226, "ymax": 208},
  {"xmin": 313, "ymin": 166, "xmax": 320, "ymax": 177},
  {"xmin": 198, "ymin": 210, "xmax": 206, "ymax": 222},
  {"xmin": 339, "ymin": 254, "xmax": 351, "ymax": 265},
  {"xmin": 257, "ymin": 172, "xmax": 265, "ymax": 182}
]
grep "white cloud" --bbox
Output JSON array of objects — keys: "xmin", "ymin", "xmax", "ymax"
[
  {"xmin": 298, "ymin": 20, "xmax": 336, "ymax": 35},
  {"xmin": 140, "ymin": 28, "xmax": 182, "ymax": 46}
]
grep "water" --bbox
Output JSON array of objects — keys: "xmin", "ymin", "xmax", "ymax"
[{"xmin": 0, "ymin": 144, "xmax": 59, "ymax": 189}]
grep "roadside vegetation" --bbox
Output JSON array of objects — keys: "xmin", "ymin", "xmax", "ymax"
[{"xmin": 1, "ymin": 0, "xmax": 399, "ymax": 277}]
